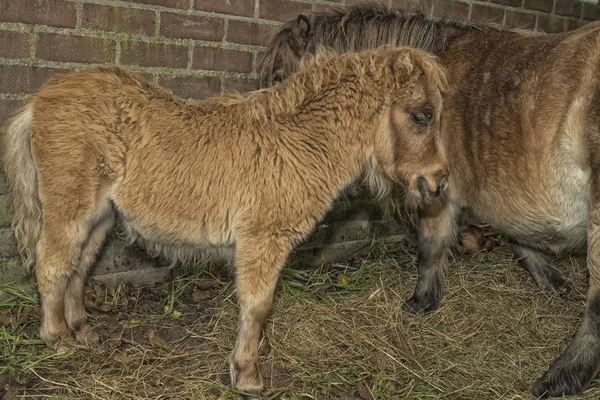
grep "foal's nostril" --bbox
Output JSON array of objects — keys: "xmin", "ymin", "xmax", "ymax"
[
  {"xmin": 439, "ymin": 175, "xmax": 449, "ymax": 192},
  {"xmin": 417, "ymin": 175, "xmax": 429, "ymax": 198}
]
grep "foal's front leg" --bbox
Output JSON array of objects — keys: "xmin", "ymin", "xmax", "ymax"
[
  {"xmin": 406, "ymin": 197, "xmax": 458, "ymax": 313},
  {"xmin": 531, "ymin": 201, "xmax": 600, "ymax": 397},
  {"xmin": 230, "ymin": 236, "xmax": 292, "ymax": 394}
]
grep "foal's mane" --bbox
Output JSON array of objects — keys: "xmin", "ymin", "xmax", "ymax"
[{"xmin": 213, "ymin": 47, "xmax": 441, "ymax": 123}]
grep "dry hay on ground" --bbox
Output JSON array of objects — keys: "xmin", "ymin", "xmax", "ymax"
[{"xmin": 0, "ymin": 237, "xmax": 598, "ymax": 399}]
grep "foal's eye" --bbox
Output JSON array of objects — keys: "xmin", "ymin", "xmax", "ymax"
[{"xmin": 409, "ymin": 112, "xmax": 430, "ymax": 127}]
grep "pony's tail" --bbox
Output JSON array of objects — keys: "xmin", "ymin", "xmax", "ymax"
[{"xmin": 2, "ymin": 103, "xmax": 41, "ymax": 272}]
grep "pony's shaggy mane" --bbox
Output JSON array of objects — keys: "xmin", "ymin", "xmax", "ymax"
[
  {"xmin": 307, "ymin": 4, "xmax": 538, "ymax": 54},
  {"xmin": 217, "ymin": 47, "xmax": 444, "ymax": 123},
  {"xmin": 260, "ymin": 3, "xmax": 540, "ymax": 87}
]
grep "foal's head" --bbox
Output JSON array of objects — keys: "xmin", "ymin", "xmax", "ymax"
[{"xmin": 365, "ymin": 48, "xmax": 448, "ymax": 203}]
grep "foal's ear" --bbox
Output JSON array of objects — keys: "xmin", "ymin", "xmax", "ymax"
[{"xmin": 293, "ymin": 15, "xmax": 312, "ymax": 40}]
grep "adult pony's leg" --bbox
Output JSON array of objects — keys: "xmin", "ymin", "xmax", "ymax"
[
  {"xmin": 531, "ymin": 189, "xmax": 600, "ymax": 397},
  {"xmin": 229, "ymin": 236, "xmax": 292, "ymax": 394},
  {"xmin": 65, "ymin": 207, "xmax": 115, "ymax": 345},
  {"xmin": 512, "ymin": 244, "xmax": 572, "ymax": 293},
  {"xmin": 406, "ymin": 197, "xmax": 458, "ymax": 313}
]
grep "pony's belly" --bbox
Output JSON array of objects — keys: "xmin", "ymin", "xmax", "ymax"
[{"xmin": 461, "ymin": 177, "xmax": 589, "ymax": 253}]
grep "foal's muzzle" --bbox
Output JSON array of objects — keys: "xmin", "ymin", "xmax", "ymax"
[{"xmin": 417, "ymin": 174, "xmax": 448, "ymax": 199}]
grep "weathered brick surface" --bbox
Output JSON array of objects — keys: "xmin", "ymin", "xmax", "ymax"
[
  {"xmin": 227, "ymin": 20, "xmax": 279, "ymax": 46},
  {"xmin": 259, "ymin": 0, "xmax": 313, "ymax": 22},
  {"xmin": 0, "ymin": 0, "xmax": 77, "ymax": 28},
  {"xmin": 505, "ymin": 10, "xmax": 537, "ymax": 29},
  {"xmin": 0, "ymin": 30, "xmax": 29, "ymax": 59},
  {"xmin": 555, "ymin": 0, "xmax": 583, "ymax": 18},
  {"xmin": 36, "ymin": 33, "xmax": 116, "ymax": 63},
  {"xmin": 82, "ymin": 4, "xmax": 156, "ymax": 36},
  {"xmin": 127, "ymin": 0, "xmax": 188, "ymax": 9},
  {"xmin": 490, "ymin": 0, "xmax": 522, "ymax": 7},
  {"xmin": 0, "ymin": 65, "xmax": 60, "ymax": 93},
  {"xmin": 524, "ymin": 0, "xmax": 554, "ymax": 13},
  {"xmin": 193, "ymin": 47, "xmax": 253, "ymax": 73},
  {"xmin": 432, "ymin": 0, "xmax": 470, "ymax": 20},
  {"xmin": 537, "ymin": 13, "xmax": 567, "ymax": 32},
  {"xmin": 224, "ymin": 77, "xmax": 260, "ymax": 93},
  {"xmin": 392, "ymin": 0, "xmax": 433, "ymax": 14},
  {"xmin": 193, "ymin": 0, "xmax": 255, "ymax": 17},
  {"xmin": 0, "ymin": 99, "xmax": 22, "ymax": 124},
  {"xmin": 159, "ymin": 75, "xmax": 221, "ymax": 99},
  {"xmin": 1, "ymin": 0, "xmax": 599, "ymax": 286},
  {"xmin": 470, "ymin": 4, "xmax": 505, "ymax": 24},
  {"xmin": 160, "ymin": 13, "xmax": 225, "ymax": 42},
  {"xmin": 120, "ymin": 41, "xmax": 187, "ymax": 68}
]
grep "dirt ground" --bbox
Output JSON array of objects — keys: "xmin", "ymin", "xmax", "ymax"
[{"xmin": 1, "ymin": 230, "xmax": 599, "ymax": 400}]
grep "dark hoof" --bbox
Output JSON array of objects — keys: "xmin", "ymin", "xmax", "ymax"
[
  {"xmin": 405, "ymin": 294, "xmax": 440, "ymax": 313},
  {"xmin": 531, "ymin": 365, "xmax": 591, "ymax": 398},
  {"xmin": 545, "ymin": 275, "xmax": 573, "ymax": 295}
]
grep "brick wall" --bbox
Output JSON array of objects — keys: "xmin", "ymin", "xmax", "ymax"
[{"xmin": 0, "ymin": 0, "xmax": 599, "ymax": 285}]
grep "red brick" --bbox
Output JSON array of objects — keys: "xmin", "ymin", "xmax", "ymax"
[
  {"xmin": 83, "ymin": 4, "xmax": 156, "ymax": 36},
  {"xmin": 470, "ymin": 4, "xmax": 504, "ymax": 24},
  {"xmin": 259, "ymin": 0, "xmax": 313, "ymax": 22},
  {"xmin": 555, "ymin": 0, "xmax": 582, "ymax": 18},
  {"xmin": 566, "ymin": 18, "xmax": 581, "ymax": 31},
  {"xmin": 127, "ymin": 0, "xmax": 188, "ymax": 9},
  {"xmin": 224, "ymin": 77, "xmax": 259, "ymax": 93},
  {"xmin": 536, "ymin": 14, "xmax": 566, "ymax": 33},
  {"xmin": 160, "ymin": 13, "xmax": 224, "ymax": 41},
  {"xmin": 0, "ymin": 65, "xmax": 60, "ymax": 93},
  {"xmin": 583, "ymin": 3, "xmax": 600, "ymax": 20},
  {"xmin": 313, "ymin": 4, "xmax": 345, "ymax": 13},
  {"xmin": 193, "ymin": 0, "xmax": 255, "ymax": 17},
  {"xmin": 432, "ymin": 0, "xmax": 470, "ymax": 21},
  {"xmin": 36, "ymin": 33, "xmax": 115, "ymax": 63},
  {"xmin": 193, "ymin": 47, "xmax": 252, "ymax": 73},
  {"xmin": 0, "ymin": 0, "xmax": 76, "ymax": 28},
  {"xmin": 489, "ymin": 0, "xmax": 522, "ymax": 7},
  {"xmin": 392, "ymin": 0, "xmax": 433, "ymax": 14},
  {"xmin": 346, "ymin": 0, "xmax": 387, "ymax": 6},
  {"xmin": 0, "ymin": 30, "xmax": 29, "ymax": 58},
  {"xmin": 120, "ymin": 41, "xmax": 187, "ymax": 68},
  {"xmin": 524, "ymin": 0, "xmax": 553, "ymax": 13},
  {"xmin": 227, "ymin": 20, "xmax": 279, "ymax": 46},
  {"xmin": 505, "ymin": 10, "xmax": 536, "ymax": 29},
  {"xmin": 0, "ymin": 99, "xmax": 23, "ymax": 123},
  {"xmin": 160, "ymin": 75, "xmax": 221, "ymax": 99}
]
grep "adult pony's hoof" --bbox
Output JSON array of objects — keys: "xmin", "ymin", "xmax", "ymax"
[
  {"xmin": 531, "ymin": 363, "xmax": 592, "ymax": 398},
  {"xmin": 405, "ymin": 293, "xmax": 440, "ymax": 313},
  {"xmin": 543, "ymin": 271, "xmax": 573, "ymax": 294}
]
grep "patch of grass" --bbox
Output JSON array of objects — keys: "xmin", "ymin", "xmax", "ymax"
[{"xmin": 1, "ymin": 241, "xmax": 599, "ymax": 399}]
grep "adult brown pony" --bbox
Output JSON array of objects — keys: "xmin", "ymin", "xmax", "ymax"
[
  {"xmin": 2, "ymin": 47, "xmax": 448, "ymax": 394},
  {"xmin": 260, "ymin": 5, "xmax": 600, "ymax": 398}
]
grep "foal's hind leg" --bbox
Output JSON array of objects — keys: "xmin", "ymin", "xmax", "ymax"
[
  {"xmin": 36, "ymin": 223, "xmax": 86, "ymax": 352},
  {"xmin": 229, "ymin": 236, "xmax": 291, "ymax": 394},
  {"xmin": 65, "ymin": 207, "xmax": 115, "ymax": 345},
  {"xmin": 511, "ymin": 244, "xmax": 572, "ymax": 293}
]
